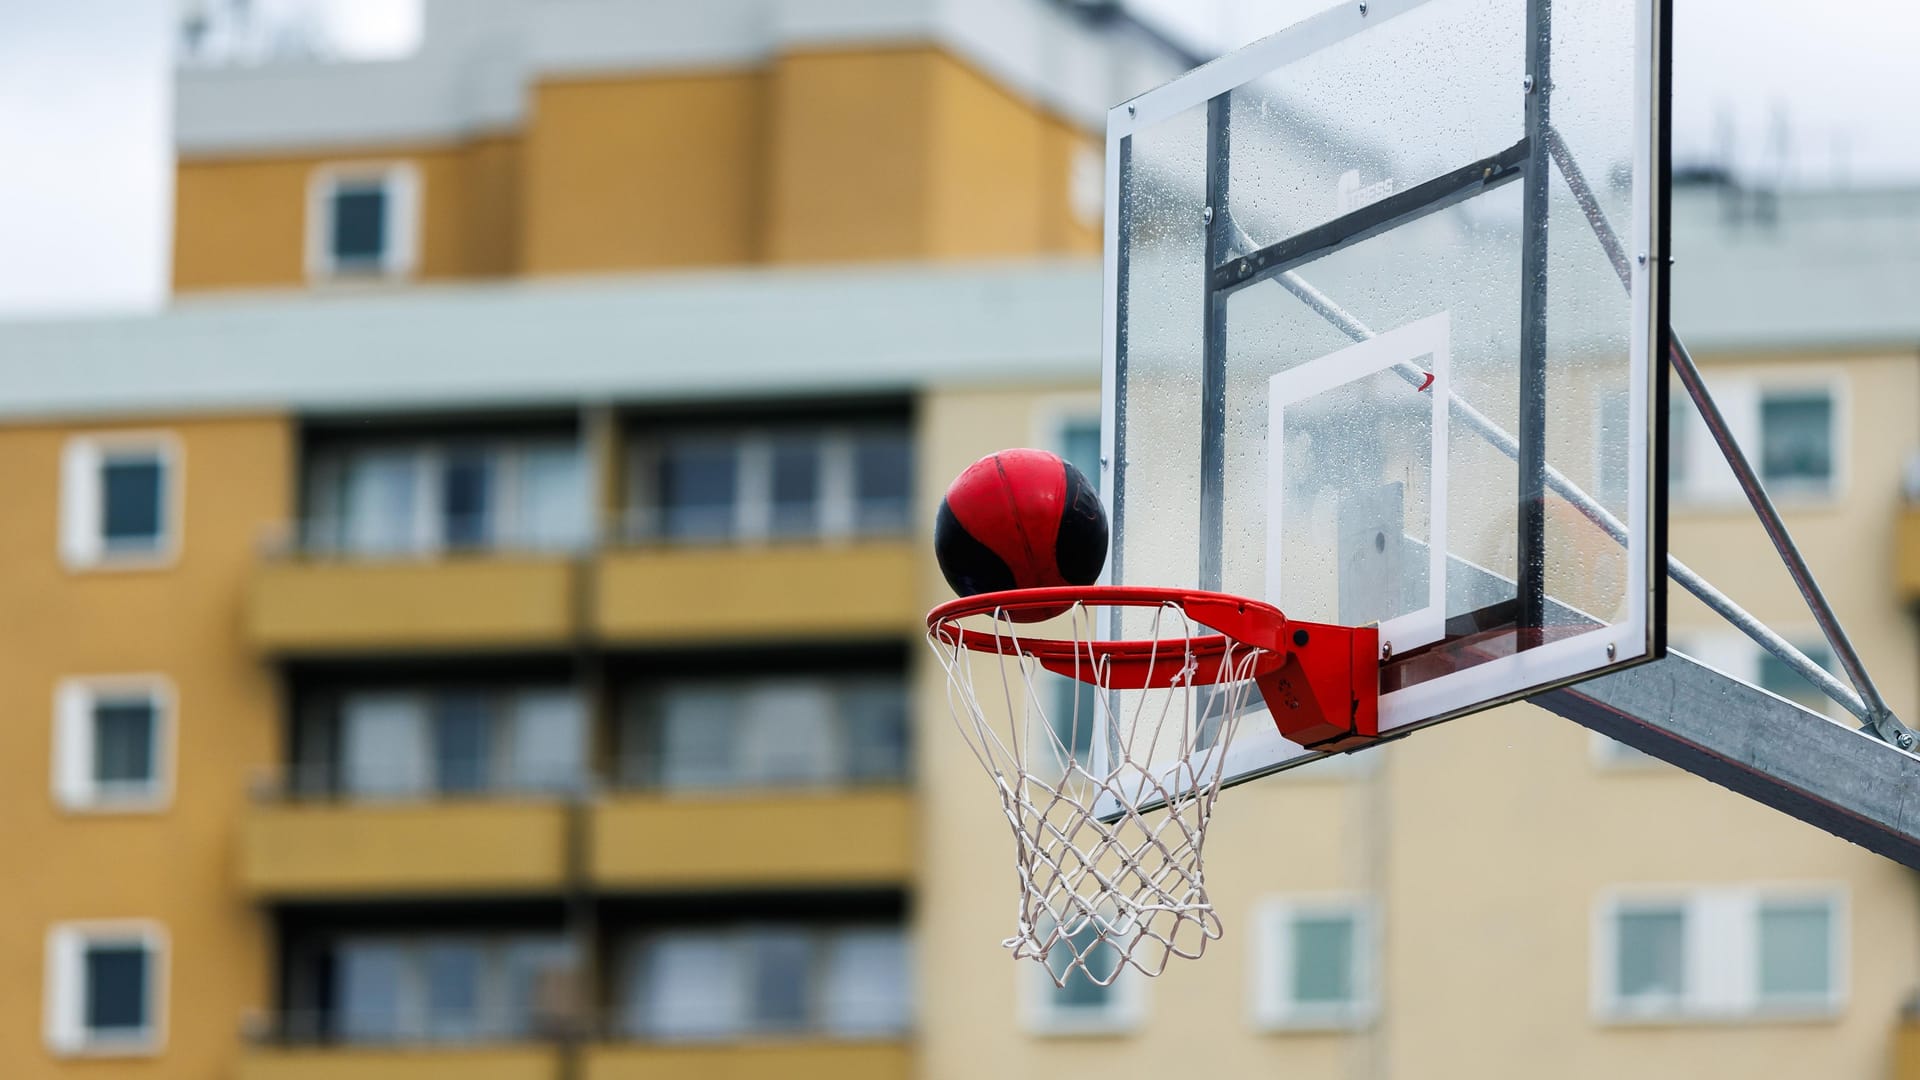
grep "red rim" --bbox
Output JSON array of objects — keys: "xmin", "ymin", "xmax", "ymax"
[{"xmin": 926, "ymin": 586, "xmax": 1292, "ymax": 689}]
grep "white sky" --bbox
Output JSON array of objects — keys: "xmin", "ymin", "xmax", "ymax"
[
  {"xmin": 0, "ymin": 0, "xmax": 1915, "ymax": 318},
  {"xmin": 0, "ymin": 0, "xmax": 172, "ymax": 318}
]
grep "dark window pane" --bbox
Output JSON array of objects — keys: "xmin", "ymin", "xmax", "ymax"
[
  {"xmin": 1049, "ymin": 922, "xmax": 1120, "ymax": 1009},
  {"xmin": 1616, "ymin": 909, "xmax": 1685, "ymax": 1000},
  {"xmin": 853, "ymin": 432, "xmax": 911, "ymax": 533},
  {"xmin": 85, "ymin": 944, "xmax": 148, "ymax": 1032},
  {"xmin": 423, "ymin": 945, "xmax": 484, "ymax": 1039},
  {"xmin": 102, "ymin": 459, "xmax": 163, "ymax": 547},
  {"xmin": 1760, "ymin": 394, "xmax": 1833, "ymax": 488},
  {"xmin": 434, "ymin": 694, "xmax": 493, "ymax": 793},
  {"xmin": 661, "ymin": 443, "xmax": 737, "ymax": 540},
  {"xmin": 1758, "ymin": 643, "xmax": 1835, "ymax": 713},
  {"xmin": 1050, "ymin": 678, "xmax": 1096, "ymax": 766},
  {"xmin": 94, "ymin": 700, "xmax": 156, "ymax": 786},
  {"xmin": 1759, "ymin": 902, "xmax": 1831, "ymax": 1001},
  {"xmin": 747, "ymin": 932, "xmax": 813, "ymax": 1031},
  {"xmin": 770, "ymin": 438, "xmax": 821, "ymax": 536},
  {"xmin": 1292, "ymin": 915, "xmax": 1356, "ymax": 1005},
  {"xmin": 844, "ymin": 681, "xmax": 909, "ymax": 782},
  {"xmin": 336, "ymin": 943, "xmax": 405, "ymax": 1043},
  {"xmin": 441, "ymin": 452, "xmax": 493, "ymax": 549},
  {"xmin": 332, "ymin": 187, "xmax": 388, "ymax": 263},
  {"xmin": 1061, "ymin": 421, "xmax": 1102, "ymax": 482}
]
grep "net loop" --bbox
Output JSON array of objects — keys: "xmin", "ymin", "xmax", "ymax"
[{"xmin": 926, "ymin": 587, "xmax": 1280, "ymax": 986}]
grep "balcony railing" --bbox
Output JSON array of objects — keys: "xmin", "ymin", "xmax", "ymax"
[
  {"xmin": 259, "ymin": 744, "xmax": 907, "ymax": 804},
  {"xmin": 258, "ymin": 764, "xmax": 589, "ymax": 804},
  {"xmin": 251, "ymin": 1010, "xmax": 577, "ymax": 1048},
  {"xmin": 271, "ymin": 514, "xmax": 594, "ymax": 561},
  {"xmin": 266, "ymin": 496, "xmax": 915, "ymax": 563},
  {"xmin": 249, "ymin": 1006, "xmax": 910, "ymax": 1049}
]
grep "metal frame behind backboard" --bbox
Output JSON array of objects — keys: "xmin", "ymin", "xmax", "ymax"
[{"xmin": 1097, "ymin": 0, "xmax": 1672, "ymax": 803}]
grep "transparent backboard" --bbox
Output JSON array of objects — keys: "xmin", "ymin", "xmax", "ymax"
[{"xmin": 1098, "ymin": 0, "xmax": 1670, "ymax": 798}]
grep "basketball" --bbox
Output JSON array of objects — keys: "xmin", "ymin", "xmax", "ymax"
[{"xmin": 934, "ymin": 448, "xmax": 1108, "ymax": 619}]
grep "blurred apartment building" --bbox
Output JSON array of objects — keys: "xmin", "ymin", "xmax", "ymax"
[{"xmin": 3, "ymin": 1, "xmax": 1920, "ymax": 1078}]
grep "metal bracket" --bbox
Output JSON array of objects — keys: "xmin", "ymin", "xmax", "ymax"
[{"xmin": 1256, "ymin": 621, "xmax": 1382, "ymax": 751}]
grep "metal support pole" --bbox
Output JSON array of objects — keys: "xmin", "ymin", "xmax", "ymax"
[
  {"xmin": 1515, "ymin": 0, "xmax": 1553, "ymax": 638},
  {"xmin": 1198, "ymin": 95, "xmax": 1232, "ymax": 592}
]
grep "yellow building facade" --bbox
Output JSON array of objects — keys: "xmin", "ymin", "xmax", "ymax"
[{"xmin": 5, "ymin": 1, "xmax": 1920, "ymax": 1078}]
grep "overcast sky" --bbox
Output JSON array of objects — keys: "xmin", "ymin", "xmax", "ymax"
[
  {"xmin": 1133, "ymin": 0, "xmax": 1920, "ymax": 184},
  {"xmin": 1, "ymin": 0, "xmax": 1916, "ymax": 319}
]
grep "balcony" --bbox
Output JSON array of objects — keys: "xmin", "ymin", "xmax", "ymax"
[
  {"xmin": 590, "ymin": 789, "xmax": 914, "ymax": 890},
  {"xmin": 593, "ymin": 540, "xmax": 917, "ymax": 644},
  {"xmin": 241, "ymin": 799, "xmax": 570, "ymax": 899},
  {"xmin": 241, "ymin": 1046, "xmax": 561, "ymax": 1080},
  {"xmin": 583, "ymin": 1040, "xmax": 911, "ymax": 1080},
  {"xmin": 248, "ymin": 556, "xmax": 579, "ymax": 654}
]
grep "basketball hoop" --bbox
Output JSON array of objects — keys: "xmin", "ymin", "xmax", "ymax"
[{"xmin": 926, "ymin": 586, "xmax": 1378, "ymax": 984}]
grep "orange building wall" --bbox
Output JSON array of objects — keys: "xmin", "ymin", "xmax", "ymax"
[
  {"xmin": 0, "ymin": 415, "xmax": 290, "ymax": 1074},
  {"xmin": 764, "ymin": 49, "xmax": 937, "ymax": 262},
  {"xmin": 521, "ymin": 72, "xmax": 765, "ymax": 273},
  {"xmin": 925, "ymin": 50, "xmax": 1103, "ymax": 259},
  {"xmin": 174, "ymin": 138, "xmax": 522, "ymax": 292}
]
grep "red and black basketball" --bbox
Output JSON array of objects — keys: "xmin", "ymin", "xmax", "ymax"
[{"xmin": 934, "ymin": 448, "xmax": 1109, "ymax": 620}]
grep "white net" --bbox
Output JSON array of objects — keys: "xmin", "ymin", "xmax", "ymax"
[{"xmin": 926, "ymin": 600, "xmax": 1270, "ymax": 985}]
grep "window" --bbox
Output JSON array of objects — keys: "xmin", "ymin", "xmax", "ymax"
[
  {"xmin": 60, "ymin": 435, "xmax": 179, "ymax": 569},
  {"xmin": 1024, "ymin": 915, "xmax": 1143, "ymax": 1035},
  {"xmin": 1667, "ymin": 392, "xmax": 1695, "ymax": 498},
  {"xmin": 333, "ymin": 935, "xmax": 575, "ymax": 1044},
  {"xmin": 45, "ymin": 922, "xmax": 165, "ymax": 1056},
  {"xmin": 1069, "ymin": 144, "xmax": 1105, "ymax": 229},
  {"xmin": 1612, "ymin": 904, "xmax": 1686, "ymax": 1011},
  {"xmin": 308, "ymin": 164, "xmax": 419, "ymax": 281},
  {"xmin": 1253, "ymin": 898, "xmax": 1375, "ymax": 1030},
  {"xmin": 1757, "ymin": 900, "xmax": 1835, "ymax": 1008},
  {"xmin": 1596, "ymin": 888, "xmax": 1845, "ymax": 1021},
  {"xmin": 304, "ymin": 440, "xmax": 588, "ymax": 556},
  {"xmin": 1757, "ymin": 640, "xmax": 1836, "ymax": 714},
  {"xmin": 627, "ymin": 424, "xmax": 912, "ymax": 544},
  {"xmin": 336, "ymin": 688, "xmax": 585, "ymax": 799},
  {"xmin": 622, "ymin": 675, "xmax": 908, "ymax": 791},
  {"xmin": 1667, "ymin": 376, "xmax": 1842, "ymax": 504},
  {"xmin": 1759, "ymin": 391, "xmax": 1834, "ymax": 495},
  {"xmin": 659, "ymin": 439, "xmax": 739, "ymax": 540},
  {"xmin": 623, "ymin": 925, "xmax": 910, "ymax": 1041},
  {"xmin": 852, "ymin": 430, "xmax": 913, "ymax": 533},
  {"xmin": 53, "ymin": 678, "xmax": 173, "ymax": 811}
]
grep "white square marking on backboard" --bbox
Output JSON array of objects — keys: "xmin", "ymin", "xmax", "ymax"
[{"xmin": 1267, "ymin": 311, "xmax": 1450, "ymax": 656}]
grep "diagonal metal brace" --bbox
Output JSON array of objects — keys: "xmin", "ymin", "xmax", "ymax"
[{"xmin": 1542, "ymin": 126, "xmax": 1916, "ymax": 751}]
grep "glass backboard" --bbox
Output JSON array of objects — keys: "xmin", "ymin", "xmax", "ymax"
[{"xmin": 1098, "ymin": 0, "xmax": 1670, "ymax": 796}]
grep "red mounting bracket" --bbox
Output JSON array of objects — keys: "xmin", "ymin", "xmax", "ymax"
[{"xmin": 1254, "ymin": 621, "xmax": 1381, "ymax": 751}]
